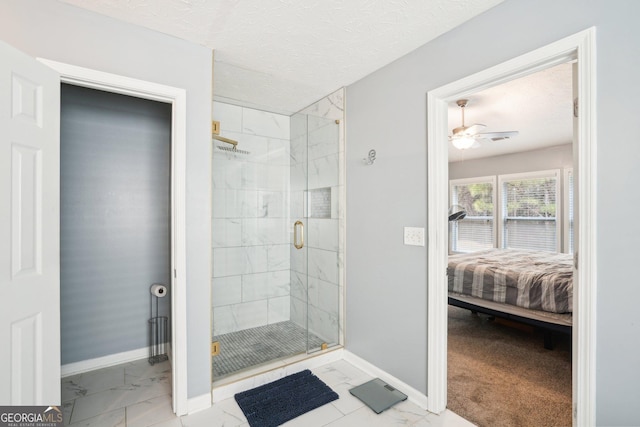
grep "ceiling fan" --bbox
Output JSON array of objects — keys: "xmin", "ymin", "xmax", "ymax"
[{"xmin": 450, "ymin": 99, "xmax": 519, "ymax": 150}]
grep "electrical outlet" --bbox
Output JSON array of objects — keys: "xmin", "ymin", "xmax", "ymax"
[{"xmin": 404, "ymin": 227, "xmax": 425, "ymax": 246}]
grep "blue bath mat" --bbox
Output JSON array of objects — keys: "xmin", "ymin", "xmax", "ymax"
[{"xmin": 234, "ymin": 369, "xmax": 339, "ymax": 427}]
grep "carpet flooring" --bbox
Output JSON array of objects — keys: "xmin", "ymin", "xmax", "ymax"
[
  {"xmin": 212, "ymin": 321, "xmax": 325, "ymax": 380},
  {"xmin": 447, "ymin": 305, "xmax": 572, "ymax": 427}
]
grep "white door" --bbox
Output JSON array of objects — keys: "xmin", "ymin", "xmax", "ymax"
[{"xmin": 0, "ymin": 40, "xmax": 60, "ymax": 405}]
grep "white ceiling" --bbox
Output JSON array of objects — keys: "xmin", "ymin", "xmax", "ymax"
[
  {"xmin": 57, "ymin": 0, "xmax": 571, "ymax": 159},
  {"xmin": 447, "ymin": 62, "xmax": 574, "ymax": 162},
  {"xmin": 58, "ymin": 0, "xmax": 504, "ymax": 114}
]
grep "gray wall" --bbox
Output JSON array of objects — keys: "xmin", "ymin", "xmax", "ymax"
[
  {"xmin": 449, "ymin": 144, "xmax": 573, "ymax": 180},
  {"xmin": 60, "ymin": 84, "xmax": 171, "ymax": 364},
  {"xmin": 0, "ymin": 1, "xmax": 212, "ymax": 398},
  {"xmin": 346, "ymin": 0, "xmax": 640, "ymax": 424}
]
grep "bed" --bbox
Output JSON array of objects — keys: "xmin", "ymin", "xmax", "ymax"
[{"xmin": 447, "ymin": 248, "xmax": 573, "ymax": 349}]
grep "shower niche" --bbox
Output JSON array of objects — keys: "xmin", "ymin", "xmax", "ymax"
[{"xmin": 211, "ymin": 89, "xmax": 345, "ymax": 384}]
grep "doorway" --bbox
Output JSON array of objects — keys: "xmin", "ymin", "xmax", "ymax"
[
  {"xmin": 426, "ymin": 28, "xmax": 597, "ymax": 425},
  {"xmin": 445, "ymin": 63, "xmax": 574, "ymax": 425},
  {"xmin": 40, "ymin": 59, "xmax": 189, "ymax": 415}
]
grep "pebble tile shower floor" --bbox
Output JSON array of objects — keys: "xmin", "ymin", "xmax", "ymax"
[{"xmin": 212, "ymin": 321, "xmax": 325, "ymax": 379}]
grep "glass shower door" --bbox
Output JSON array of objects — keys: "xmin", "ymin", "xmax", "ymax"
[{"xmin": 290, "ymin": 113, "xmax": 341, "ymax": 353}]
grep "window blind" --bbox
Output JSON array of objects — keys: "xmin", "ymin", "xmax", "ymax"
[
  {"xmin": 450, "ymin": 181, "xmax": 494, "ymax": 252},
  {"xmin": 501, "ymin": 175, "xmax": 558, "ymax": 252}
]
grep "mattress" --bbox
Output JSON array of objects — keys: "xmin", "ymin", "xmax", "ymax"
[{"xmin": 448, "ymin": 249, "xmax": 573, "ymax": 314}]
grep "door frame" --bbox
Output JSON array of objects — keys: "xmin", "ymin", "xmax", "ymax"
[
  {"xmin": 426, "ymin": 28, "xmax": 596, "ymax": 425},
  {"xmin": 38, "ymin": 59, "xmax": 189, "ymax": 415}
]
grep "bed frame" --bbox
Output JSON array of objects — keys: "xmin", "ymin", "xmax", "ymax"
[{"xmin": 448, "ymin": 294, "xmax": 572, "ymax": 350}]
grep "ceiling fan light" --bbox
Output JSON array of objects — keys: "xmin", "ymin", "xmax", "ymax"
[{"xmin": 452, "ymin": 136, "xmax": 475, "ymax": 150}]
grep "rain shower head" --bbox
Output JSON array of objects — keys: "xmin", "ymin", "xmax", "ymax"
[{"xmin": 216, "ymin": 144, "xmax": 251, "ymax": 155}]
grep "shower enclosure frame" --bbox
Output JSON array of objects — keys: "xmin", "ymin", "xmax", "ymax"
[{"xmin": 211, "ymin": 89, "xmax": 346, "ymax": 385}]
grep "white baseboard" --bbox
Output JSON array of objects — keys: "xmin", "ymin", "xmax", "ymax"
[
  {"xmin": 187, "ymin": 393, "xmax": 212, "ymax": 414},
  {"xmin": 61, "ymin": 347, "xmax": 150, "ymax": 377},
  {"xmin": 343, "ymin": 350, "xmax": 429, "ymax": 410}
]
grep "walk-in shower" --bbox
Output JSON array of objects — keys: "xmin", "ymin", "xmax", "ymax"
[{"xmin": 211, "ymin": 89, "xmax": 345, "ymax": 384}]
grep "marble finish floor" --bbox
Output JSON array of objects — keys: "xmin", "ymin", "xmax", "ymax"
[{"xmin": 62, "ymin": 358, "xmax": 473, "ymax": 427}]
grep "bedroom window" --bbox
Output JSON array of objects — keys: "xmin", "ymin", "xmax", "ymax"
[
  {"xmin": 499, "ymin": 170, "xmax": 561, "ymax": 252},
  {"xmin": 449, "ymin": 176, "xmax": 496, "ymax": 252}
]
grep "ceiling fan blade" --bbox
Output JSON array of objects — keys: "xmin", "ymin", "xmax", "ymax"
[
  {"xmin": 464, "ymin": 123, "xmax": 486, "ymax": 135},
  {"xmin": 453, "ymin": 123, "xmax": 486, "ymax": 136},
  {"xmin": 477, "ymin": 130, "xmax": 519, "ymax": 141}
]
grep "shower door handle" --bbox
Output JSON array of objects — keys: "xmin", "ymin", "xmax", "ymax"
[{"xmin": 294, "ymin": 221, "xmax": 304, "ymax": 249}]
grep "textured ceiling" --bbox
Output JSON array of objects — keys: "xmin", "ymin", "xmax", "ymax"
[
  {"xmin": 448, "ymin": 62, "xmax": 574, "ymax": 162},
  {"xmin": 58, "ymin": 0, "xmax": 504, "ymax": 114},
  {"xmin": 56, "ymin": 0, "xmax": 569, "ymax": 161}
]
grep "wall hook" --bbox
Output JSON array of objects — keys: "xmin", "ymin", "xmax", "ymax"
[{"xmin": 363, "ymin": 149, "xmax": 376, "ymax": 165}]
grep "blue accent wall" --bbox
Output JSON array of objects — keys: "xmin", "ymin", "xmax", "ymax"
[{"xmin": 60, "ymin": 84, "xmax": 171, "ymax": 364}]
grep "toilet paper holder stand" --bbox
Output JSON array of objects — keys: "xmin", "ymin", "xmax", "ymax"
[{"xmin": 149, "ymin": 283, "xmax": 169, "ymax": 365}]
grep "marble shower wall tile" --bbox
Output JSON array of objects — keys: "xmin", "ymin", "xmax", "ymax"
[
  {"xmin": 290, "ymin": 133, "xmax": 307, "ymax": 165},
  {"xmin": 290, "ymin": 245, "xmax": 307, "ymax": 275},
  {"xmin": 307, "ymin": 116, "xmax": 339, "ymax": 161},
  {"xmin": 258, "ymin": 191, "xmax": 286, "ymax": 218},
  {"xmin": 240, "ymin": 218, "xmax": 267, "ymax": 246},
  {"xmin": 212, "ymin": 189, "xmax": 260, "ymax": 219},
  {"xmin": 308, "ymin": 248, "xmax": 339, "ymax": 285},
  {"xmin": 212, "ymin": 246, "xmax": 269, "ymax": 278},
  {"xmin": 213, "ymin": 102, "xmax": 242, "ymax": 132},
  {"xmin": 242, "ymin": 270, "xmax": 289, "ymax": 302},
  {"xmin": 308, "ymin": 153, "xmax": 339, "ymax": 190},
  {"xmin": 268, "ymin": 137, "xmax": 290, "ymax": 166},
  {"xmin": 289, "ymin": 295, "xmax": 307, "ymax": 329},
  {"xmin": 289, "ymin": 162, "xmax": 307, "ymax": 192},
  {"xmin": 213, "ymin": 300, "xmax": 269, "ymax": 336},
  {"xmin": 212, "ymin": 276, "xmax": 241, "ymax": 308},
  {"xmin": 242, "ymin": 108, "xmax": 290, "ymax": 140},
  {"xmin": 290, "ymin": 270, "xmax": 307, "ymax": 301},
  {"xmin": 299, "ymin": 88, "xmax": 344, "ymax": 121},
  {"xmin": 212, "ymin": 218, "xmax": 241, "ymax": 248},
  {"xmin": 290, "ymin": 112, "xmax": 308, "ymax": 141},
  {"xmin": 268, "ymin": 244, "xmax": 290, "ymax": 271},
  {"xmin": 237, "ymin": 133, "xmax": 270, "ymax": 161},
  {"xmin": 268, "ymin": 296, "xmax": 290, "ymax": 324},
  {"xmin": 306, "ymin": 219, "xmax": 339, "ymax": 252},
  {"xmin": 212, "ymin": 102, "xmax": 292, "ymax": 334},
  {"xmin": 290, "ymin": 190, "xmax": 305, "ymax": 219},
  {"xmin": 266, "ymin": 218, "xmax": 290, "ymax": 245},
  {"xmin": 308, "ymin": 304, "xmax": 340, "ymax": 345},
  {"xmin": 307, "ymin": 275, "xmax": 340, "ymax": 344}
]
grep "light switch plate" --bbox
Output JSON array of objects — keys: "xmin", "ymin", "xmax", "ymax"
[{"xmin": 404, "ymin": 227, "xmax": 425, "ymax": 246}]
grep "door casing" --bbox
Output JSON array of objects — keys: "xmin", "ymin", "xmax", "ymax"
[
  {"xmin": 426, "ymin": 28, "xmax": 597, "ymax": 426},
  {"xmin": 38, "ymin": 59, "xmax": 190, "ymax": 415}
]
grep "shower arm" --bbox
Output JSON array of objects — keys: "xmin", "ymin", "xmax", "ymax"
[
  {"xmin": 212, "ymin": 134, "xmax": 238, "ymax": 148},
  {"xmin": 211, "ymin": 120, "xmax": 239, "ymax": 149}
]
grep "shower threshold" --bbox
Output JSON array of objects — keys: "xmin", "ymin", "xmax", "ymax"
[{"xmin": 212, "ymin": 321, "xmax": 333, "ymax": 384}]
